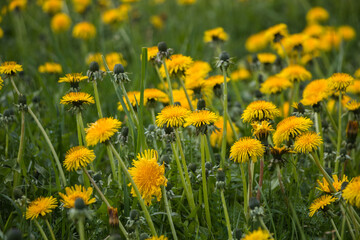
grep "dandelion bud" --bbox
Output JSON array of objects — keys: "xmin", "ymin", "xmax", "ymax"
[
  {"xmin": 174, "ymin": 101, "xmax": 181, "ymax": 106},
  {"xmin": 197, "ymin": 99, "xmax": 206, "ymax": 110},
  {"xmin": 312, "ymin": 102, "xmax": 321, "ymax": 113},
  {"xmin": 108, "ymin": 207, "xmax": 119, "ymax": 227},
  {"xmin": 341, "ymin": 181, "xmax": 349, "ymax": 191},
  {"xmin": 157, "ymin": 41, "xmax": 168, "ymax": 52},
  {"xmin": 160, "ymin": 154, "xmax": 170, "ymax": 165},
  {"xmin": 32, "ymin": 95, "xmax": 41, "ymax": 104},
  {"xmin": 216, "ymin": 169, "xmax": 226, "ymax": 182},
  {"xmin": 108, "ymin": 234, "xmax": 122, "ymax": 240},
  {"xmin": 233, "ymin": 228, "xmax": 242, "ymax": 240},
  {"xmin": 249, "ymin": 197, "xmax": 260, "ymax": 210},
  {"xmin": 6, "ymin": 228, "xmax": 23, "ymax": 240},
  {"xmin": 18, "ymin": 95, "xmax": 27, "ymax": 105},
  {"xmin": 13, "ymin": 187, "xmax": 23, "ymax": 199},
  {"xmin": 130, "ymin": 209, "xmax": 139, "ymax": 221},
  {"xmin": 219, "ymin": 51, "xmax": 230, "ymax": 61},
  {"xmin": 4, "ymin": 108, "xmax": 15, "ymax": 117},
  {"xmin": 121, "ymin": 126, "xmax": 129, "ymax": 138},
  {"xmin": 140, "ymin": 233, "xmax": 150, "ymax": 240},
  {"xmin": 74, "ymin": 198, "xmax": 86, "ymax": 210},
  {"xmin": 254, "ymin": 90, "xmax": 263, "ymax": 99},
  {"xmin": 205, "ymin": 162, "xmax": 212, "ymax": 171},
  {"xmin": 113, "ymin": 64, "xmax": 125, "ymax": 74},
  {"xmin": 188, "ymin": 163, "xmax": 197, "ymax": 172},
  {"xmin": 89, "ymin": 61, "xmax": 100, "ymax": 72}
]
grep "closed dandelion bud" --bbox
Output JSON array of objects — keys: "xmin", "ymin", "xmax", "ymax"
[
  {"xmin": 258, "ymin": 74, "xmax": 264, "ymax": 84},
  {"xmin": 4, "ymin": 108, "xmax": 15, "ymax": 118},
  {"xmin": 205, "ymin": 162, "xmax": 212, "ymax": 171},
  {"xmin": 188, "ymin": 163, "xmax": 197, "ymax": 172},
  {"xmin": 217, "ymin": 51, "xmax": 231, "ymax": 71},
  {"xmin": 108, "ymin": 234, "xmax": 122, "ymax": 240},
  {"xmin": 148, "ymin": 124, "xmax": 156, "ymax": 132},
  {"xmin": 113, "ymin": 64, "xmax": 130, "ymax": 83},
  {"xmin": 32, "ymin": 95, "xmax": 41, "ymax": 104},
  {"xmin": 220, "ymin": 51, "xmax": 230, "ymax": 61},
  {"xmin": 341, "ymin": 181, "xmax": 349, "ymax": 191},
  {"xmin": 6, "ymin": 228, "xmax": 23, "ymax": 240},
  {"xmin": 216, "ymin": 169, "xmax": 226, "ymax": 182},
  {"xmin": 160, "ymin": 154, "xmax": 170, "ymax": 165},
  {"xmin": 18, "ymin": 95, "xmax": 26, "ymax": 105},
  {"xmin": 75, "ymin": 198, "xmax": 86, "ymax": 210},
  {"xmin": 108, "ymin": 207, "xmax": 119, "ymax": 227},
  {"xmin": 197, "ymin": 99, "xmax": 206, "ymax": 110},
  {"xmin": 174, "ymin": 101, "xmax": 181, "ymax": 106},
  {"xmin": 130, "ymin": 209, "xmax": 139, "ymax": 221},
  {"xmin": 254, "ymin": 90, "xmax": 263, "ymax": 99},
  {"xmin": 114, "ymin": 64, "xmax": 125, "ymax": 74},
  {"xmin": 89, "ymin": 61, "xmax": 100, "ymax": 72},
  {"xmin": 312, "ymin": 102, "xmax": 321, "ymax": 113},
  {"xmin": 157, "ymin": 41, "xmax": 167, "ymax": 52},
  {"xmin": 233, "ymin": 228, "xmax": 242, "ymax": 240},
  {"xmin": 121, "ymin": 126, "xmax": 129, "ymax": 138},
  {"xmin": 140, "ymin": 233, "xmax": 150, "ymax": 240},
  {"xmin": 249, "ymin": 197, "xmax": 260, "ymax": 210},
  {"xmin": 13, "ymin": 187, "xmax": 23, "ymax": 199}
]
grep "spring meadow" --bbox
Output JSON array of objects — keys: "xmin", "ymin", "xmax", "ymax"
[{"xmin": 1, "ymin": 0, "xmax": 360, "ymax": 239}]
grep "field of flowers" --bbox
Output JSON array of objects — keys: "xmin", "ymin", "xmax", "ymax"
[{"xmin": 1, "ymin": 0, "xmax": 360, "ymax": 239}]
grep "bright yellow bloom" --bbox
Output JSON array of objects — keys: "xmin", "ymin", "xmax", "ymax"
[
  {"xmin": 58, "ymin": 73, "xmax": 88, "ymax": 83},
  {"xmin": 252, "ymin": 121, "xmax": 274, "ymax": 140},
  {"xmin": 102, "ymin": 6, "xmax": 129, "ymax": 25},
  {"xmin": 0, "ymin": 77, "xmax": 3, "ymax": 90},
  {"xmin": 85, "ymin": 117, "xmax": 122, "ymax": 146},
  {"xmin": 319, "ymin": 28, "xmax": 341, "ymax": 51},
  {"xmin": 257, "ymin": 53, "xmax": 277, "ymax": 64},
  {"xmin": 328, "ymin": 73, "xmax": 354, "ymax": 92},
  {"xmin": 293, "ymin": 131, "xmax": 322, "ymax": 153},
  {"xmin": 203, "ymin": 27, "xmax": 229, "ymax": 43},
  {"xmin": 301, "ymin": 79, "xmax": 332, "ymax": 106},
  {"xmin": 186, "ymin": 61, "xmax": 212, "ymax": 81},
  {"xmin": 184, "ymin": 110, "xmax": 218, "ymax": 128},
  {"xmin": 347, "ymin": 80, "xmax": 360, "ymax": 95},
  {"xmin": 26, "ymin": 196, "xmax": 57, "ymax": 220},
  {"xmin": 278, "ymin": 65, "xmax": 312, "ymax": 82},
  {"xmin": 355, "ymin": 69, "xmax": 360, "ymax": 79},
  {"xmin": 172, "ymin": 89, "xmax": 197, "ymax": 110},
  {"xmin": 150, "ymin": 15, "xmax": 164, "ymax": 30},
  {"xmin": 106, "ymin": 52, "xmax": 128, "ymax": 69},
  {"xmin": 0, "ymin": 28, "xmax": 3, "ymax": 39},
  {"xmin": 60, "ymin": 92, "xmax": 95, "ymax": 106},
  {"xmin": 302, "ymin": 24, "xmax": 324, "ymax": 38},
  {"xmin": 343, "ymin": 176, "xmax": 360, "ymax": 208},
  {"xmin": 160, "ymin": 54, "xmax": 193, "ymax": 78},
  {"xmin": 230, "ymin": 137, "xmax": 265, "ymax": 163},
  {"xmin": 317, "ymin": 175, "xmax": 348, "ymax": 193},
  {"xmin": 72, "ymin": 0, "xmax": 90, "ymax": 13},
  {"xmin": 338, "ymin": 25, "xmax": 356, "ymax": 41},
  {"xmin": 72, "ymin": 22, "xmax": 96, "ymax": 40},
  {"xmin": 345, "ymin": 100, "xmax": 360, "ymax": 112},
  {"xmin": 59, "ymin": 185, "xmax": 96, "ymax": 208},
  {"xmin": 309, "ymin": 195, "xmax": 336, "ymax": 217},
  {"xmin": 260, "ymin": 75, "xmax": 292, "ymax": 95},
  {"xmin": 306, "ymin": 6, "xmax": 329, "ymax": 24},
  {"xmin": 210, "ymin": 116, "xmax": 238, "ymax": 147},
  {"xmin": 177, "ymin": 0, "xmax": 196, "ymax": 5},
  {"xmin": 273, "ymin": 116, "xmax": 313, "ymax": 146},
  {"xmin": 147, "ymin": 46, "xmax": 158, "ymax": 62},
  {"xmin": 204, "ymin": 75, "xmax": 230, "ymax": 88},
  {"xmin": 117, "ymin": 91, "xmax": 141, "ymax": 111},
  {"xmin": 231, "ymin": 67, "xmax": 251, "ymax": 81},
  {"xmin": 146, "ymin": 236, "xmax": 168, "ymax": 240},
  {"xmin": 42, "ymin": 0, "xmax": 63, "ymax": 14},
  {"xmin": 51, "ymin": 13, "xmax": 71, "ymax": 33},
  {"xmin": 64, "ymin": 146, "xmax": 95, "ymax": 171},
  {"xmin": 0, "ymin": 61, "xmax": 23, "ymax": 75},
  {"xmin": 245, "ymin": 31, "xmax": 268, "ymax": 52},
  {"xmin": 156, "ymin": 105, "xmax": 190, "ymax": 128},
  {"xmin": 144, "ymin": 88, "xmax": 168, "ymax": 104},
  {"xmin": 38, "ymin": 62, "xmax": 63, "ymax": 74},
  {"xmin": 242, "ymin": 228, "xmax": 272, "ymax": 240},
  {"xmin": 9, "ymin": 0, "xmax": 27, "ymax": 11},
  {"xmin": 242, "ymin": 100, "xmax": 280, "ymax": 123},
  {"xmin": 265, "ymin": 23, "xmax": 288, "ymax": 43},
  {"xmin": 128, "ymin": 150, "xmax": 167, "ymax": 206}
]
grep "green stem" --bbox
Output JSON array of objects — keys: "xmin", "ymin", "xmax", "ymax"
[
  {"xmin": 330, "ymin": 218, "xmax": 342, "ymax": 240},
  {"xmin": 83, "ymin": 167, "xmax": 111, "ymax": 208},
  {"xmin": 154, "ymin": 65, "xmax": 169, "ymax": 96},
  {"xmin": 109, "ymin": 143, "xmax": 157, "ymax": 236},
  {"xmin": 239, "ymin": 164, "xmax": 249, "ymax": 224},
  {"xmin": 258, "ymin": 216, "xmax": 270, "ymax": 234},
  {"xmin": 5, "ymin": 126, "xmax": 9, "ymax": 158},
  {"xmin": 120, "ymin": 82, "xmax": 139, "ymax": 126},
  {"xmin": 106, "ymin": 145, "xmax": 118, "ymax": 183},
  {"xmin": 220, "ymin": 189, "xmax": 233, "ymax": 240},
  {"xmin": 335, "ymin": 92, "xmax": 342, "ymax": 174},
  {"xmin": 201, "ymin": 134, "xmax": 212, "ymax": 231},
  {"xmin": 93, "ymin": 81, "xmax": 103, "ymax": 118},
  {"xmin": 310, "ymin": 152, "xmax": 336, "ymax": 193},
  {"xmin": 34, "ymin": 219, "xmax": 49, "ymax": 240},
  {"xmin": 78, "ymin": 218, "xmax": 86, "ymax": 240},
  {"xmin": 76, "ymin": 113, "xmax": 83, "ymax": 146},
  {"xmin": 179, "ymin": 78, "xmax": 194, "ymax": 111},
  {"xmin": 221, "ymin": 69, "xmax": 228, "ymax": 168},
  {"xmin": 45, "ymin": 219, "xmax": 56, "ymax": 240},
  {"xmin": 163, "ymin": 60, "xmax": 174, "ymax": 105},
  {"xmin": 14, "ymin": 110, "xmax": 27, "ymax": 187},
  {"xmin": 322, "ymin": 101, "xmax": 338, "ymax": 133},
  {"xmin": 162, "ymin": 186, "xmax": 178, "ymax": 240},
  {"xmin": 315, "ymin": 112, "xmax": 324, "ymax": 165}
]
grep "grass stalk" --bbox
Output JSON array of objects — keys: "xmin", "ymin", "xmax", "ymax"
[
  {"xmin": 162, "ymin": 60, "xmax": 174, "ymax": 105},
  {"xmin": 221, "ymin": 69, "xmax": 228, "ymax": 168},
  {"xmin": 162, "ymin": 186, "xmax": 178, "ymax": 240},
  {"xmin": 78, "ymin": 218, "xmax": 86, "ymax": 240},
  {"xmin": 335, "ymin": 92, "xmax": 342, "ymax": 174},
  {"xmin": 92, "ymin": 81, "xmax": 103, "ymax": 118},
  {"xmin": 201, "ymin": 134, "xmax": 212, "ymax": 231},
  {"xmin": 220, "ymin": 189, "xmax": 233, "ymax": 240},
  {"xmin": 34, "ymin": 219, "xmax": 49, "ymax": 240},
  {"xmin": 45, "ymin": 219, "xmax": 56, "ymax": 240},
  {"xmin": 330, "ymin": 218, "xmax": 342, "ymax": 240}
]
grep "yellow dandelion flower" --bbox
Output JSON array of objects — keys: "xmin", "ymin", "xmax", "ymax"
[
  {"xmin": 184, "ymin": 110, "xmax": 218, "ymax": 128},
  {"xmin": 64, "ymin": 146, "xmax": 95, "ymax": 171},
  {"xmin": 230, "ymin": 137, "xmax": 265, "ymax": 163},
  {"xmin": 25, "ymin": 196, "xmax": 57, "ymax": 220},
  {"xmin": 257, "ymin": 53, "xmax": 277, "ymax": 64},
  {"xmin": 85, "ymin": 117, "xmax": 122, "ymax": 146},
  {"xmin": 231, "ymin": 67, "xmax": 251, "ymax": 82},
  {"xmin": 72, "ymin": 0, "xmax": 90, "ymax": 13},
  {"xmin": 347, "ymin": 80, "xmax": 360, "ymax": 95},
  {"xmin": 306, "ymin": 6, "xmax": 329, "ymax": 24},
  {"xmin": 59, "ymin": 185, "xmax": 96, "ymax": 208},
  {"xmin": 317, "ymin": 175, "xmax": 348, "ymax": 193},
  {"xmin": 144, "ymin": 88, "xmax": 168, "ymax": 104},
  {"xmin": 278, "ymin": 65, "xmax": 312, "ymax": 82},
  {"xmin": 302, "ymin": 37, "xmax": 320, "ymax": 54},
  {"xmin": 210, "ymin": 116, "xmax": 238, "ymax": 147},
  {"xmin": 338, "ymin": 25, "xmax": 356, "ymax": 41},
  {"xmin": 301, "ymin": 79, "xmax": 332, "ymax": 106},
  {"xmin": 302, "ymin": 24, "xmax": 324, "ymax": 38},
  {"xmin": 293, "ymin": 131, "xmax": 322, "ymax": 153},
  {"xmin": 38, "ymin": 62, "xmax": 63, "ymax": 74},
  {"xmin": 156, "ymin": 105, "xmax": 190, "ymax": 128},
  {"xmin": 203, "ymin": 27, "xmax": 229, "ymax": 43},
  {"xmin": 245, "ymin": 31, "xmax": 268, "ymax": 52},
  {"xmin": 9, "ymin": 0, "xmax": 27, "ymax": 12},
  {"xmin": 60, "ymin": 92, "xmax": 95, "ymax": 106},
  {"xmin": 172, "ymin": 89, "xmax": 198, "ymax": 110},
  {"xmin": 159, "ymin": 54, "xmax": 193, "ymax": 78},
  {"xmin": 242, "ymin": 100, "xmax": 280, "ymax": 123},
  {"xmin": 72, "ymin": 22, "xmax": 96, "ymax": 40},
  {"xmin": 128, "ymin": 149, "xmax": 167, "ymax": 206},
  {"xmin": 117, "ymin": 91, "xmax": 142, "ymax": 111},
  {"xmin": 328, "ymin": 73, "xmax": 354, "ymax": 92},
  {"xmin": 58, "ymin": 73, "xmax": 88, "ymax": 83},
  {"xmin": 309, "ymin": 195, "xmax": 336, "ymax": 217},
  {"xmin": 319, "ymin": 28, "xmax": 341, "ymax": 51},
  {"xmin": 51, "ymin": 13, "xmax": 71, "ymax": 33},
  {"xmin": 0, "ymin": 28, "xmax": 3, "ymax": 39},
  {"xmin": 0, "ymin": 77, "xmax": 3, "ymax": 90},
  {"xmin": 252, "ymin": 121, "xmax": 274, "ymax": 140},
  {"xmin": 102, "ymin": 7, "xmax": 128, "ymax": 25},
  {"xmin": 273, "ymin": 116, "xmax": 313, "ymax": 146},
  {"xmin": 355, "ymin": 69, "xmax": 360, "ymax": 79},
  {"xmin": 343, "ymin": 176, "xmax": 360, "ymax": 208},
  {"xmin": 177, "ymin": 0, "xmax": 196, "ymax": 5},
  {"xmin": 242, "ymin": 228, "xmax": 272, "ymax": 240},
  {"xmin": 345, "ymin": 100, "xmax": 360, "ymax": 112},
  {"xmin": 204, "ymin": 75, "xmax": 230, "ymax": 88},
  {"xmin": 150, "ymin": 15, "xmax": 164, "ymax": 30},
  {"xmin": 265, "ymin": 23, "xmax": 288, "ymax": 43},
  {"xmin": 260, "ymin": 75, "xmax": 292, "ymax": 95},
  {"xmin": 0, "ymin": 61, "xmax": 23, "ymax": 75},
  {"xmin": 106, "ymin": 52, "xmax": 128, "ymax": 69},
  {"xmin": 186, "ymin": 61, "xmax": 212, "ymax": 80},
  {"xmin": 146, "ymin": 236, "xmax": 168, "ymax": 240},
  {"xmin": 42, "ymin": 0, "xmax": 63, "ymax": 14},
  {"xmin": 147, "ymin": 46, "xmax": 159, "ymax": 62}
]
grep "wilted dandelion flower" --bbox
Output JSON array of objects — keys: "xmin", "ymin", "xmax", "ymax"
[
  {"xmin": 230, "ymin": 137, "xmax": 265, "ymax": 163},
  {"xmin": 72, "ymin": 0, "xmax": 90, "ymax": 13},
  {"xmin": 231, "ymin": 67, "xmax": 251, "ymax": 81},
  {"xmin": 245, "ymin": 31, "xmax": 268, "ymax": 52},
  {"xmin": 59, "ymin": 185, "xmax": 96, "ymax": 208},
  {"xmin": 328, "ymin": 73, "xmax": 354, "ymax": 92},
  {"xmin": 184, "ymin": 110, "xmax": 218, "ymax": 127},
  {"xmin": 257, "ymin": 53, "xmax": 277, "ymax": 65},
  {"xmin": 293, "ymin": 131, "xmax": 322, "ymax": 153},
  {"xmin": 26, "ymin": 196, "xmax": 57, "ymax": 220},
  {"xmin": 42, "ymin": 0, "xmax": 63, "ymax": 14},
  {"xmin": 156, "ymin": 105, "xmax": 190, "ymax": 128},
  {"xmin": 241, "ymin": 100, "xmax": 280, "ymax": 123},
  {"xmin": 242, "ymin": 228, "xmax": 272, "ymax": 240},
  {"xmin": 273, "ymin": 116, "xmax": 313, "ymax": 146},
  {"xmin": 278, "ymin": 65, "xmax": 312, "ymax": 82},
  {"xmin": 51, "ymin": 13, "xmax": 71, "ymax": 33},
  {"xmin": 160, "ymin": 54, "xmax": 193, "ymax": 78},
  {"xmin": 343, "ymin": 176, "xmax": 360, "ymax": 208},
  {"xmin": 306, "ymin": 6, "xmax": 329, "ymax": 24},
  {"xmin": 128, "ymin": 149, "xmax": 167, "ymax": 206},
  {"xmin": 0, "ymin": 61, "xmax": 23, "ymax": 75},
  {"xmin": 64, "ymin": 146, "xmax": 95, "ymax": 171},
  {"xmin": 338, "ymin": 25, "xmax": 356, "ymax": 41},
  {"xmin": 301, "ymin": 79, "xmax": 332, "ymax": 106},
  {"xmin": 60, "ymin": 92, "xmax": 95, "ymax": 111},
  {"xmin": 72, "ymin": 22, "xmax": 96, "ymax": 40},
  {"xmin": 252, "ymin": 121, "xmax": 274, "ymax": 141},
  {"xmin": 86, "ymin": 117, "xmax": 122, "ymax": 146},
  {"xmin": 38, "ymin": 62, "xmax": 62, "ymax": 74},
  {"xmin": 317, "ymin": 175, "xmax": 348, "ymax": 193},
  {"xmin": 203, "ymin": 27, "xmax": 229, "ymax": 43},
  {"xmin": 260, "ymin": 75, "xmax": 292, "ymax": 95},
  {"xmin": 210, "ymin": 116, "xmax": 238, "ymax": 147},
  {"xmin": 309, "ymin": 195, "xmax": 336, "ymax": 217}
]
